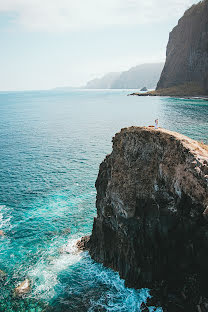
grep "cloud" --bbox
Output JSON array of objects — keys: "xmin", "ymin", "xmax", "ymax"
[{"xmin": 0, "ymin": 0, "xmax": 199, "ymax": 32}]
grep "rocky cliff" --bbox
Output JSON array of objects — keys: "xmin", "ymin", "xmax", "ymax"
[
  {"xmin": 84, "ymin": 63, "xmax": 163, "ymax": 89},
  {"xmin": 111, "ymin": 63, "xmax": 164, "ymax": 89},
  {"xmin": 84, "ymin": 72, "xmax": 121, "ymax": 89},
  {"xmin": 157, "ymin": 0, "xmax": 208, "ymax": 95},
  {"xmin": 86, "ymin": 127, "xmax": 208, "ymax": 311}
]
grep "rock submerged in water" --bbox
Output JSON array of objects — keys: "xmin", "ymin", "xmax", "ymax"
[
  {"xmin": 0, "ymin": 270, "xmax": 6, "ymax": 281},
  {"xmin": 84, "ymin": 126, "xmax": 208, "ymax": 311},
  {"xmin": 62, "ymin": 227, "xmax": 71, "ymax": 235},
  {"xmin": 14, "ymin": 279, "xmax": 30, "ymax": 296}
]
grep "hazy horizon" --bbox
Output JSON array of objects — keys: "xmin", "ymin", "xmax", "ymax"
[{"xmin": 0, "ymin": 0, "xmax": 199, "ymax": 91}]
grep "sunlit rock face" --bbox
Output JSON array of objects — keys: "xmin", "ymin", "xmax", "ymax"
[
  {"xmin": 88, "ymin": 126, "xmax": 208, "ymax": 309},
  {"xmin": 157, "ymin": 0, "xmax": 208, "ymax": 94}
]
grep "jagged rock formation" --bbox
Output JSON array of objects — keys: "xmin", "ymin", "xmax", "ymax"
[
  {"xmin": 86, "ymin": 127, "xmax": 208, "ymax": 311},
  {"xmin": 84, "ymin": 63, "xmax": 164, "ymax": 89},
  {"xmin": 157, "ymin": 0, "xmax": 208, "ymax": 95}
]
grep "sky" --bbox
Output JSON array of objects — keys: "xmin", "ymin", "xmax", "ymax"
[{"xmin": 0, "ymin": 0, "xmax": 199, "ymax": 91}]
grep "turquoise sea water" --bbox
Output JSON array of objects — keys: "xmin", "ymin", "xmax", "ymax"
[{"xmin": 0, "ymin": 89, "xmax": 207, "ymax": 311}]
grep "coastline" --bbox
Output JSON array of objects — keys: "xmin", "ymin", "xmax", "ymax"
[
  {"xmin": 82, "ymin": 126, "xmax": 208, "ymax": 312},
  {"xmin": 128, "ymin": 92, "xmax": 208, "ymax": 100},
  {"xmin": 128, "ymin": 82, "xmax": 208, "ymax": 99}
]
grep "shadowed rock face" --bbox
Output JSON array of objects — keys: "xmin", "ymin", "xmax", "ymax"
[
  {"xmin": 157, "ymin": 0, "xmax": 208, "ymax": 94},
  {"xmin": 88, "ymin": 127, "xmax": 208, "ymax": 309}
]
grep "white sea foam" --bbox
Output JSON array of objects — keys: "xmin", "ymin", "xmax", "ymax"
[
  {"xmin": 87, "ymin": 266, "xmax": 149, "ymax": 312},
  {"xmin": 81, "ymin": 254, "xmax": 163, "ymax": 312},
  {"xmin": 28, "ymin": 236, "xmax": 82, "ymax": 300},
  {"xmin": 0, "ymin": 204, "xmax": 12, "ymax": 230},
  {"xmin": 28, "ymin": 235, "xmax": 163, "ymax": 311}
]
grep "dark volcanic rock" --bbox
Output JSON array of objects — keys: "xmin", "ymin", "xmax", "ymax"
[
  {"xmin": 76, "ymin": 235, "xmax": 91, "ymax": 251},
  {"xmin": 157, "ymin": 0, "xmax": 208, "ymax": 94},
  {"xmin": 140, "ymin": 87, "xmax": 148, "ymax": 91},
  {"xmin": 88, "ymin": 127, "xmax": 208, "ymax": 311}
]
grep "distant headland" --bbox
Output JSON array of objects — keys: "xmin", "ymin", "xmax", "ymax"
[
  {"xmin": 131, "ymin": 0, "xmax": 208, "ymax": 97},
  {"xmin": 83, "ymin": 63, "xmax": 164, "ymax": 90}
]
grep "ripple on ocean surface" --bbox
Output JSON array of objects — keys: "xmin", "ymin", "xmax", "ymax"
[{"xmin": 0, "ymin": 90, "xmax": 207, "ymax": 311}]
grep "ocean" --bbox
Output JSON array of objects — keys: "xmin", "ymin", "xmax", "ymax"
[{"xmin": 0, "ymin": 89, "xmax": 207, "ymax": 311}]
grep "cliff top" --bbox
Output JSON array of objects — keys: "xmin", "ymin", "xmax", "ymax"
[
  {"xmin": 183, "ymin": 0, "xmax": 208, "ymax": 18},
  {"xmin": 116, "ymin": 126, "xmax": 208, "ymax": 162},
  {"xmin": 87, "ymin": 124, "xmax": 208, "ymax": 311}
]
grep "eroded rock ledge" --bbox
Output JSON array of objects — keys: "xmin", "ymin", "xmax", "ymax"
[{"xmin": 79, "ymin": 127, "xmax": 208, "ymax": 311}]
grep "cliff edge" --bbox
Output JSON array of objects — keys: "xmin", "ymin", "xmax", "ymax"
[
  {"xmin": 156, "ymin": 0, "xmax": 208, "ymax": 95},
  {"xmin": 87, "ymin": 127, "xmax": 208, "ymax": 311}
]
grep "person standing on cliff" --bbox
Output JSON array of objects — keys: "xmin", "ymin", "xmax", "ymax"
[{"xmin": 155, "ymin": 119, "xmax": 158, "ymax": 129}]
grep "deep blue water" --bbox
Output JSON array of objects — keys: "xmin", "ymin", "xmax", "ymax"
[{"xmin": 0, "ymin": 89, "xmax": 207, "ymax": 311}]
